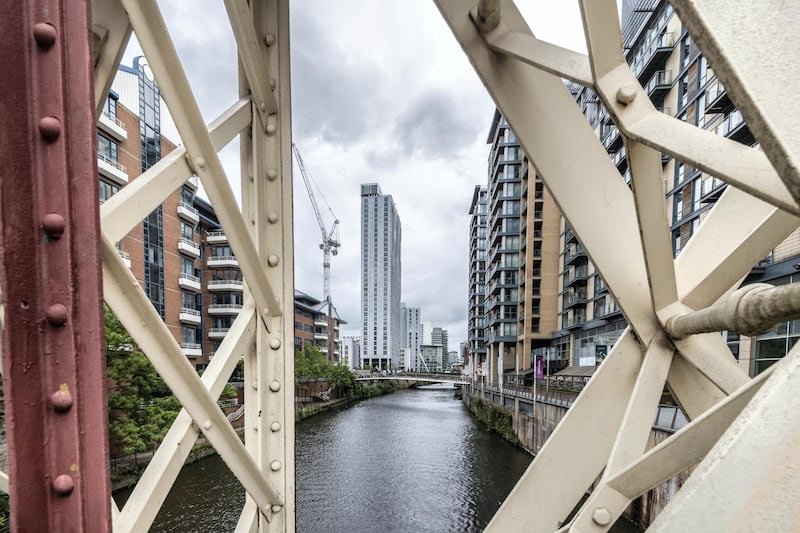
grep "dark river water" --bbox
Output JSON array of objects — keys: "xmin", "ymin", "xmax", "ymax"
[{"xmin": 116, "ymin": 387, "xmax": 641, "ymax": 532}]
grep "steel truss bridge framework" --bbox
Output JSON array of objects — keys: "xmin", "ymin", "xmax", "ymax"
[{"xmin": 0, "ymin": 0, "xmax": 799, "ymax": 531}]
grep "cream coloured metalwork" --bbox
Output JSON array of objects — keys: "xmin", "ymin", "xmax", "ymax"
[
  {"xmin": 91, "ymin": 0, "xmax": 293, "ymax": 531},
  {"xmin": 437, "ymin": 0, "xmax": 800, "ymax": 530}
]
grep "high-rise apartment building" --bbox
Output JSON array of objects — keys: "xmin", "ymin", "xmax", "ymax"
[
  {"xmin": 360, "ymin": 183, "xmax": 402, "ymax": 370},
  {"xmin": 467, "ymin": 186, "xmax": 488, "ymax": 381},
  {"xmin": 401, "ymin": 303, "xmax": 421, "ymax": 371}
]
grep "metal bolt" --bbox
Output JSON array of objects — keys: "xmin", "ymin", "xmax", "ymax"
[
  {"xmin": 33, "ymin": 23, "xmax": 57, "ymax": 48},
  {"xmin": 265, "ymin": 33, "xmax": 276, "ymax": 46},
  {"xmin": 253, "ymin": 424, "xmax": 259, "ymax": 431},
  {"xmin": 270, "ymin": 79, "xmax": 277, "ymax": 90},
  {"xmin": 268, "ymin": 254, "xmax": 280, "ymax": 267},
  {"xmin": 266, "ymin": 123, "xmax": 277, "ymax": 136},
  {"xmin": 50, "ymin": 389, "xmax": 73, "ymax": 412},
  {"xmin": 259, "ymin": 102, "xmax": 266, "ymax": 111},
  {"xmin": 271, "ymin": 504, "xmax": 282, "ymax": 513},
  {"xmin": 39, "ymin": 117, "xmax": 61, "ymax": 142},
  {"xmin": 42, "ymin": 213, "xmax": 66, "ymax": 239},
  {"xmin": 195, "ymin": 157, "xmax": 207, "ymax": 171},
  {"xmin": 203, "ymin": 420, "xmax": 212, "ymax": 430},
  {"xmin": 270, "ymin": 338, "xmax": 281, "ymax": 350},
  {"xmin": 267, "ymin": 168, "xmax": 278, "ymax": 181},
  {"xmin": 270, "ymin": 421, "xmax": 281, "ymax": 432},
  {"xmin": 252, "ymin": 380, "xmax": 258, "ymax": 390},
  {"xmin": 270, "ymin": 460, "xmax": 282, "ymax": 472},
  {"xmin": 269, "ymin": 380, "xmax": 281, "ymax": 392},
  {"xmin": 592, "ymin": 507, "xmax": 612, "ymax": 526},
  {"xmin": 46, "ymin": 303, "xmax": 68, "ymax": 326},
  {"xmin": 616, "ymin": 81, "xmax": 638, "ymax": 105},
  {"xmin": 268, "ymin": 211, "xmax": 279, "ymax": 223},
  {"xmin": 53, "ymin": 474, "xmax": 74, "ymax": 495}
]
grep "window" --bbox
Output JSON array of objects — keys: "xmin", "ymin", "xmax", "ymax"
[
  {"xmin": 97, "ymin": 134, "xmax": 118, "ymax": 163},
  {"xmin": 99, "ymin": 181, "xmax": 119, "ymax": 203}
]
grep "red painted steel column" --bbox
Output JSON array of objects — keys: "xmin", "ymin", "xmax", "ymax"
[{"xmin": 0, "ymin": 1, "xmax": 112, "ymax": 530}]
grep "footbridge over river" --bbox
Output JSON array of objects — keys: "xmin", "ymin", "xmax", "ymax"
[
  {"xmin": 2, "ymin": 0, "xmax": 800, "ymax": 531},
  {"xmin": 356, "ymin": 372, "xmax": 472, "ymax": 386}
]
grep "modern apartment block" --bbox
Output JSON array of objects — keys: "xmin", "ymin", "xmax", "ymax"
[
  {"xmin": 360, "ymin": 183, "xmax": 402, "ymax": 370},
  {"xmin": 293, "ymin": 290, "xmax": 345, "ymax": 363},
  {"xmin": 102, "ymin": 59, "xmax": 344, "ymax": 372},
  {"xmin": 467, "ymin": 186, "xmax": 488, "ymax": 381},
  {"xmin": 401, "ymin": 303, "xmax": 421, "ymax": 371},
  {"xmin": 481, "ymin": 111, "xmax": 561, "ymax": 385}
]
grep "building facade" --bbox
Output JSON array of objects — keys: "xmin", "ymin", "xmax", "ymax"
[
  {"xmin": 340, "ymin": 336, "xmax": 361, "ymax": 370},
  {"xmin": 467, "ymin": 186, "xmax": 488, "ymax": 381},
  {"xmin": 401, "ymin": 303, "xmax": 421, "ymax": 371},
  {"xmin": 293, "ymin": 290, "xmax": 345, "ymax": 363},
  {"xmin": 360, "ymin": 183, "xmax": 402, "ymax": 370}
]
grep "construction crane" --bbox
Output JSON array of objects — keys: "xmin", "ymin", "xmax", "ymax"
[{"xmin": 292, "ymin": 143, "xmax": 341, "ymax": 300}]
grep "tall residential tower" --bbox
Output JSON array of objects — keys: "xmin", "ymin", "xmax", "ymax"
[{"xmin": 360, "ymin": 183, "xmax": 402, "ymax": 370}]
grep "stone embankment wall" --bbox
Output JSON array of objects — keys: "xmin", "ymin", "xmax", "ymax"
[{"xmin": 464, "ymin": 387, "xmax": 690, "ymax": 529}]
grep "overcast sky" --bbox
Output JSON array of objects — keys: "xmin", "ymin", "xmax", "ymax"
[{"xmin": 122, "ymin": 1, "xmax": 592, "ymax": 351}]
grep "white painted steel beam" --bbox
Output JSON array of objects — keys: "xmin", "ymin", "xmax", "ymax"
[
  {"xmin": 649, "ymin": 345, "xmax": 800, "ymax": 532},
  {"xmin": 121, "ymin": 0, "xmax": 281, "ymax": 319},
  {"xmin": 670, "ymin": 0, "xmax": 800, "ymax": 207},
  {"xmin": 101, "ymin": 98, "xmax": 252, "ymax": 242},
  {"xmin": 102, "ymin": 235, "xmax": 279, "ymax": 518},
  {"xmin": 113, "ymin": 306, "xmax": 257, "ymax": 533},
  {"xmin": 484, "ymin": 330, "xmax": 643, "ymax": 531},
  {"xmin": 92, "ymin": 0, "xmax": 131, "ymax": 119}
]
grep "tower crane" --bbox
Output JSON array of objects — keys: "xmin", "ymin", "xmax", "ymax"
[{"xmin": 292, "ymin": 143, "xmax": 341, "ymax": 300}]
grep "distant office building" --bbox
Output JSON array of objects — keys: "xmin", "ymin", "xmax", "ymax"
[
  {"xmin": 360, "ymin": 183, "xmax": 402, "ymax": 370},
  {"xmin": 401, "ymin": 303, "xmax": 421, "ymax": 371},
  {"xmin": 420, "ymin": 345, "xmax": 444, "ymax": 372},
  {"xmin": 431, "ymin": 326, "xmax": 448, "ymax": 354},
  {"xmin": 340, "ymin": 336, "xmax": 361, "ymax": 370}
]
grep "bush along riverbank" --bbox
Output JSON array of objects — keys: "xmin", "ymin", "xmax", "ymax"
[
  {"xmin": 296, "ymin": 380, "xmax": 399, "ymax": 422},
  {"xmin": 468, "ymin": 396, "xmax": 521, "ymax": 446}
]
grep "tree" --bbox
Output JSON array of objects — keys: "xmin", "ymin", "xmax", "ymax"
[
  {"xmin": 295, "ymin": 344, "xmax": 355, "ymax": 396},
  {"xmin": 105, "ymin": 306, "xmax": 180, "ymax": 455}
]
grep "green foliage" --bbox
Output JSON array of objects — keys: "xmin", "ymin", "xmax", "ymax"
[
  {"xmin": 469, "ymin": 397, "xmax": 520, "ymax": 446},
  {"xmin": 105, "ymin": 306, "xmax": 180, "ymax": 455},
  {"xmin": 295, "ymin": 345, "xmax": 355, "ymax": 394},
  {"xmin": 352, "ymin": 380, "xmax": 397, "ymax": 400}
]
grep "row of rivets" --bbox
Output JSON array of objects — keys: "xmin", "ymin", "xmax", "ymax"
[{"xmin": 35, "ymin": 19, "xmax": 75, "ymax": 498}]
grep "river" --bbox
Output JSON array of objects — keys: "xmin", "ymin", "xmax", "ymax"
[{"xmin": 116, "ymin": 387, "xmax": 641, "ymax": 532}]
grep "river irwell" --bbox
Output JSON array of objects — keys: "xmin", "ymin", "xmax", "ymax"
[{"xmin": 116, "ymin": 387, "xmax": 641, "ymax": 532}]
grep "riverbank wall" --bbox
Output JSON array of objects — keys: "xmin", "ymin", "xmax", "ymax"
[{"xmin": 463, "ymin": 386, "xmax": 690, "ymax": 529}]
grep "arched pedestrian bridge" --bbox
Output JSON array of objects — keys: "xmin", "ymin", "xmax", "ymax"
[{"xmin": 355, "ymin": 372, "xmax": 471, "ymax": 386}]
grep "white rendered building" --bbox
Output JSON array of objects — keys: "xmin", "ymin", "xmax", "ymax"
[{"xmin": 360, "ymin": 183, "xmax": 402, "ymax": 370}]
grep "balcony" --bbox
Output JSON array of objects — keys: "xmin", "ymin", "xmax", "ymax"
[
  {"xmin": 207, "ymin": 255, "xmax": 239, "ymax": 268},
  {"xmin": 179, "ymin": 308, "xmax": 202, "ymax": 325},
  {"xmin": 565, "ymin": 268, "xmax": 590, "ymax": 288},
  {"xmin": 178, "ymin": 272, "xmax": 201, "ymax": 292},
  {"xmin": 595, "ymin": 304, "xmax": 622, "ymax": 319},
  {"xmin": 182, "ymin": 343, "xmax": 202, "ymax": 358},
  {"xmin": 715, "ymin": 109, "xmax": 753, "ymax": 144},
  {"xmin": 632, "ymin": 32, "xmax": 675, "ymax": 83},
  {"xmin": 705, "ymin": 82, "xmax": 732, "ymax": 114},
  {"xmin": 700, "ymin": 175, "xmax": 727, "ymax": 204},
  {"xmin": 314, "ymin": 333, "xmax": 328, "ymax": 341},
  {"xmin": 208, "ymin": 279, "xmax": 243, "ymax": 292},
  {"xmin": 314, "ymin": 320, "xmax": 328, "ymax": 327},
  {"xmin": 208, "ymin": 303, "xmax": 243, "ymax": 315},
  {"xmin": 117, "ymin": 249, "xmax": 131, "ymax": 268},
  {"xmin": 565, "ymin": 244, "xmax": 587, "ymax": 265},
  {"xmin": 206, "ymin": 229, "xmax": 228, "ymax": 244},
  {"xmin": 178, "ymin": 237, "xmax": 201, "ymax": 258},
  {"xmin": 564, "ymin": 316, "xmax": 586, "ymax": 329},
  {"xmin": 208, "ymin": 328, "xmax": 229, "ymax": 339},
  {"xmin": 563, "ymin": 292, "xmax": 589, "ymax": 309},
  {"xmin": 602, "ymin": 125, "xmax": 623, "ymax": 152},
  {"xmin": 177, "ymin": 201, "xmax": 200, "ymax": 225},
  {"xmin": 98, "ymin": 112, "xmax": 127, "ymax": 141},
  {"xmin": 97, "ymin": 153, "xmax": 128, "ymax": 185},
  {"xmin": 645, "ymin": 70, "xmax": 672, "ymax": 102},
  {"xmin": 612, "ymin": 146, "xmax": 627, "ymax": 170}
]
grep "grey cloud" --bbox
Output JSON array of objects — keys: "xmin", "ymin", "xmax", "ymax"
[{"xmin": 392, "ymin": 90, "xmax": 482, "ymax": 159}]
